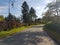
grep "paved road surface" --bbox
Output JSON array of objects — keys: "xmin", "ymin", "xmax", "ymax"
[{"xmin": 0, "ymin": 25, "xmax": 58, "ymax": 45}]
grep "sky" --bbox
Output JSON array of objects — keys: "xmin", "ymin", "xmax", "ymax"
[{"xmin": 0, "ymin": 0, "xmax": 53, "ymax": 18}]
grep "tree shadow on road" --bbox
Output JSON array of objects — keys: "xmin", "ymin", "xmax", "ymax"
[
  {"xmin": 1, "ymin": 31, "xmax": 48, "ymax": 45},
  {"xmin": 32, "ymin": 25, "xmax": 44, "ymax": 28}
]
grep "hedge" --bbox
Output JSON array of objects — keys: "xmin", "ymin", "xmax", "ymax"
[
  {"xmin": 44, "ymin": 22, "xmax": 60, "ymax": 44},
  {"xmin": 0, "ymin": 21, "xmax": 22, "ymax": 31}
]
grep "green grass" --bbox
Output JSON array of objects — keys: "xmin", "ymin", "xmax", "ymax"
[{"xmin": 0, "ymin": 26, "xmax": 32, "ymax": 38}]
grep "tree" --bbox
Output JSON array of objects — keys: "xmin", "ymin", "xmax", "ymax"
[
  {"xmin": 46, "ymin": 1, "xmax": 60, "ymax": 22},
  {"xmin": 35, "ymin": 18, "xmax": 41, "ymax": 24},
  {"xmin": 5, "ymin": 13, "xmax": 20, "ymax": 22},
  {"xmin": 21, "ymin": 1, "xmax": 29, "ymax": 25},
  {"xmin": 29, "ymin": 7, "xmax": 37, "ymax": 22},
  {"xmin": 5, "ymin": 13, "xmax": 14, "ymax": 21},
  {"xmin": 42, "ymin": 10, "xmax": 53, "ymax": 24}
]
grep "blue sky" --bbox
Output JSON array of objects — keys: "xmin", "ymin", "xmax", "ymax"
[{"xmin": 0, "ymin": 0, "xmax": 53, "ymax": 18}]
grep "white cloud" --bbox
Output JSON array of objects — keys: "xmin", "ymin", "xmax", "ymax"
[
  {"xmin": 36, "ymin": 6, "xmax": 41, "ymax": 10},
  {"xmin": 0, "ymin": 6, "xmax": 8, "ymax": 9},
  {"xmin": 0, "ymin": 6, "xmax": 8, "ymax": 13},
  {"xmin": 35, "ymin": 5, "xmax": 46, "ymax": 18},
  {"xmin": 34, "ymin": 0, "xmax": 54, "ymax": 18},
  {"xmin": 45, "ymin": 0, "xmax": 53, "ymax": 3}
]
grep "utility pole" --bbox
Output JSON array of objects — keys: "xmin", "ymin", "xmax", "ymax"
[
  {"xmin": 8, "ymin": 0, "xmax": 15, "ymax": 15},
  {"xmin": 8, "ymin": 0, "xmax": 10, "ymax": 15}
]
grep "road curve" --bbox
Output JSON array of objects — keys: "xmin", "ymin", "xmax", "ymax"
[{"xmin": 0, "ymin": 25, "xmax": 58, "ymax": 45}]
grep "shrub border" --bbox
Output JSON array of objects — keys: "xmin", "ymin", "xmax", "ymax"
[{"xmin": 45, "ymin": 30, "xmax": 60, "ymax": 45}]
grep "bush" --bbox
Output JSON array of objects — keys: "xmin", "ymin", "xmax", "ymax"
[
  {"xmin": 0, "ymin": 21, "xmax": 22, "ymax": 31},
  {"xmin": 44, "ymin": 22, "xmax": 60, "ymax": 43},
  {"xmin": 0, "ymin": 21, "xmax": 8, "ymax": 31},
  {"xmin": 44, "ymin": 23, "xmax": 60, "ymax": 32}
]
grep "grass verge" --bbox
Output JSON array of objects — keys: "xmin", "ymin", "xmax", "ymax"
[{"xmin": 0, "ymin": 26, "xmax": 32, "ymax": 38}]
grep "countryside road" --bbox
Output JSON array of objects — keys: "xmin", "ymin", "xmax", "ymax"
[{"xmin": 0, "ymin": 25, "xmax": 58, "ymax": 45}]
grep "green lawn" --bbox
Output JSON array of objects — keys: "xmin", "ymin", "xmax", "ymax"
[{"xmin": 0, "ymin": 26, "xmax": 32, "ymax": 38}]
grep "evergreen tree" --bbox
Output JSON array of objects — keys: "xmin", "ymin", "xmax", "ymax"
[
  {"xmin": 5, "ymin": 13, "xmax": 19, "ymax": 22},
  {"xmin": 29, "ymin": 7, "xmax": 37, "ymax": 21},
  {"xmin": 21, "ymin": 1, "xmax": 29, "ymax": 25}
]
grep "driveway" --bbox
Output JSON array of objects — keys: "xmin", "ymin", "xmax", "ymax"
[{"xmin": 0, "ymin": 25, "xmax": 58, "ymax": 45}]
